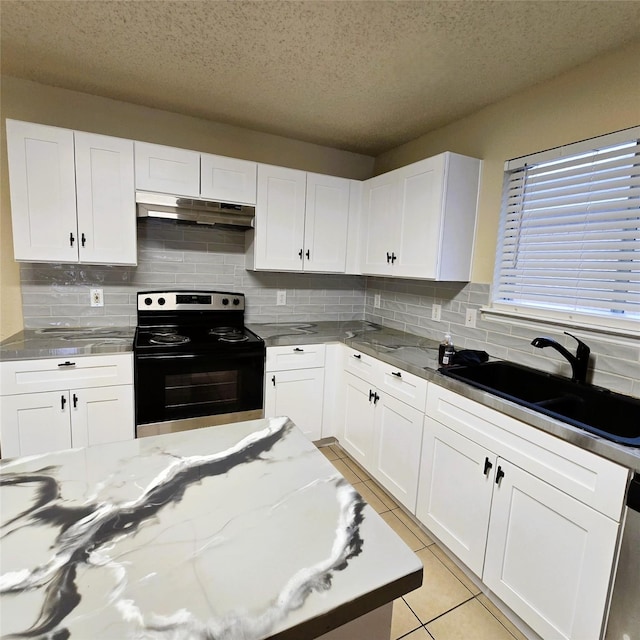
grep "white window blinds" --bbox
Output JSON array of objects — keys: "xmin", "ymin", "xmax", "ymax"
[{"xmin": 493, "ymin": 127, "xmax": 640, "ymax": 328}]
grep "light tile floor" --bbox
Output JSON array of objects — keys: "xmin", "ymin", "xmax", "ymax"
[{"xmin": 318, "ymin": 443, "xmax": 530, "ymax": 640}]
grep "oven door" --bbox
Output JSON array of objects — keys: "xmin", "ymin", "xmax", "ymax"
[{"xmin": 135, "ymin": 350, "xmax": 265, "ymax": 437}]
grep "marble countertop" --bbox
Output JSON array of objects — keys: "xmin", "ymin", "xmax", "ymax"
[
  {"xmin": 0, "ymin": 327, "xmax": 135, "ymax": 360},
  {"xmin": 249, "ymin": 321, "xmax": 640, "ymax": 473},
  {"xmin": 3, "ymin": 320, "xmax": 639, "ymax": 471},
  {"xmin": 0, "ymin": 417, "xmax": 422, "ymax": 640}
]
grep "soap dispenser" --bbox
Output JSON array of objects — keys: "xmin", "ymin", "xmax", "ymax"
[{"xmin": 439, "ymin": 334, "xmax": 455, "ymax": 366}]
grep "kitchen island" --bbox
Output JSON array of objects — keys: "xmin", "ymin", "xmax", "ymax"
[{"xmin": 0, "ymin": 416, "xmax": 422, "ymax": 640}]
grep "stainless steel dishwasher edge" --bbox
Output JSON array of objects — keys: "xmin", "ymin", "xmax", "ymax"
[{"xmin": 605, "ymin": 472, "xmax": 640, "ymax": 640}]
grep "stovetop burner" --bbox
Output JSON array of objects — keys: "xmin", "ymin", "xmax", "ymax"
[
  {"xmin": 209, "ymin": 326, "xmax": 243, "ymax": 337},
  {"xmin": 149, "ymin": 332, "xmax": 191, "ymax": 346},
  {"xmin": 218, "ymin": 333, "xmax": 250, "ymax": 343}
]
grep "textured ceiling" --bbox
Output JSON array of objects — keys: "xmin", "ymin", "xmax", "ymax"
[{"xmin": 1, "ymin": 0, "xmax": 640, "ymax": 156}]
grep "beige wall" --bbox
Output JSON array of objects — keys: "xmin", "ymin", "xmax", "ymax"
[
  {"xmin": 375, "ymin": 41, "xmax": 640, "ymax": 284},
  {"xmin": 0, "ymin": 76, "xmax": 375, "ymax": 340}
]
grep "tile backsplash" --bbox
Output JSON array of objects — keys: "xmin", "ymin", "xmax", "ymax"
[
  {"xmin": 19, "ymin": 219, "xmax": 366, "ymax": 327},
  {"xmin": 364, "ymin": 277, "xmax": 640, "ymax": 398},
  {"xmin": 18, "ymin": 219, "xmax": 639, "ymax": 397}
]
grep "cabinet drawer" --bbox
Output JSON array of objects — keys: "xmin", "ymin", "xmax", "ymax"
[
  {"xmin": 379, "ymin": 362, "xmax": 428, "ymax": 411},
  {"xmin": 343, "ymin": 346, "xmax": 379, "ymax": 383},
  {"xmin": 266, "ymin": 344, "xmax": 326, "ymax": 371},
  {"xmin": 426, "ymin": 385, "xmax": 629, "ymax": 520},
  {"xmin": 0, "ymin": 354, "xmax": 134, "ymax": 395}
]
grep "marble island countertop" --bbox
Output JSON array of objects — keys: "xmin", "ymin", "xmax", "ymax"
[{"xmin": 0, "ymin": 417, "xmax": 422, "ymax": 640}]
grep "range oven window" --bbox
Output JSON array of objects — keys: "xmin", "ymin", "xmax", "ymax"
[
  {"xmin": 135, "ymin": 352, "xmax": 264, "ymax": 426},
  {"xmin": 165, "ymin": 371, "xmax": 239, "ymax": 410}
]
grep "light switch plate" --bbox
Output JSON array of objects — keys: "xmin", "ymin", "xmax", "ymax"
[
  {"xmin": 276, "ymin": 290, "xmax": 286, "ymax": 306},
  {"xmin": 374, "ymin": 293, "xmax": 381, "ymax": 308},
  {"xmin": 432, "ymin": 304, "xmax": 441, "ymax": 321}
]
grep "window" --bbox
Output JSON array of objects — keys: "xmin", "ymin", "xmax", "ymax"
[{"xmin": 492, "ymin": 127, "xmax": 640, "ymax": 335}]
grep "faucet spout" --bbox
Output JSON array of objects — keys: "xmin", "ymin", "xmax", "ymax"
[{"xmin": 531, "ymin": 332, "xmax": 590, "ymax": 384}]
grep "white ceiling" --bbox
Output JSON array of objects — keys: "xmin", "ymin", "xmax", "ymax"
[{"xmin": 1, "ymin": 0, "xmax": 639, "ymax": 156}]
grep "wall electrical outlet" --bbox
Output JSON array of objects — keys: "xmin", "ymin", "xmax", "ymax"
[
  {"xmin": 432, "ymin": 304, "xmax": 441, "ymax": 321},
  {"xmin": 374, "ymin": 293, "xmax": 381, "ymax": 308},
  {"xmin": 276, "ymin": 290, "xmax": 287, "ymax": 306},
  {"xmin": 90, "ymin": 288, "xmax": 104, "ymax": 308},
  {"xmin": 465, "ymin": 308, "xmax": 477, "ymax": 328}
]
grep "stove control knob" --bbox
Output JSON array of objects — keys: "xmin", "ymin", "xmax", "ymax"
[
  {"xmin": 144, "ymin": 297, "xmax": 152, "ymax": 306},
  {"xmin": 233, "ymin": 298, "xmax": 240, "ymax": 306},
  {"xmin": 158, "ymin": 297, "xmax": 166, "ymax": 306},
  {"xmin": 222, "ymin": 298, "xmax": 229, "ymax": 306}
]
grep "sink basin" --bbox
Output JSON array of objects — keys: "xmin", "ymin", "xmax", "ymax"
[{"xmin": 440, "ymin": 361, "xmax": 640, "ymax": 447}]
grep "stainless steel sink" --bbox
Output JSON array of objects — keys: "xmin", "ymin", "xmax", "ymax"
[{"xmin": 439, "ymin": 361, "xmax": 640, "ymax": 447}]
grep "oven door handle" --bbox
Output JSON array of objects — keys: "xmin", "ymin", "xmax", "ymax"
[{"xmin": 136, "ymin": 354, "xmax": 198, "ymax": 360}]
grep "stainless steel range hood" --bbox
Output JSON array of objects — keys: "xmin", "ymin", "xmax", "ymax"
[{"xmin": 136, "ymin": 192, "xmax": 255, "ymax": 230}]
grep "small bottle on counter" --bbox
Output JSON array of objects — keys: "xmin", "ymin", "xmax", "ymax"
[{"xmin": 439, "ymin": 334, "xmax": 455, "ymax": 366}]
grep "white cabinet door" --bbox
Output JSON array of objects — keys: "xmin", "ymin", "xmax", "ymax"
[
  {"xmin": 200, "ymin": 153, "xmax": 257, "ymax": 204},
  {"xmin": 341, "ymin": 371, "xmax": 376, "ymax": 468},
  {"xmin": 360, "ymin": 172, "xmax": 397, "ymax": 276},
  {"xmin": 416, "ymin": 418, "xmax": 495, "ymax": 577},
  {"xmin": 134, "ymin": 141, "xmax": 200, "ymax": 197},
  {"xmin": 484, "ymin": 459, "xmax": 620, "ymax": 640},
  {"xmin": 372, "ymin": 393, "xmax": 424, "ymax": 512},
  {"xmin": 395, "ymin": 155, "xmax": 445, "ymax": 279},
  {"xmin": 0, "ymin": 391, "xmax": 72, "ymax": 457},
  {"xmin": 75, "ymin": 132, "xmax": 137, "ymax": 265},
  {"xmin": 265, "ymin": 368, "xmax": 324, "ymax": 441},
  {"xmin": 254, "ymin": 165, "xmax": 307, "ymax": 270},
  {"xmin": 303, "ymin": 173, "xmax": 350, "ymax": 273},
  {"xmin": 359, "ymin": 152, "xmax": 480, "ymax": 281},
  {"xmin": 70, "ymin": 385, "xmax": 134, "ymax": 448},
  {"xmin": 6, "ymin": 120, "xmax": 78, "ymax": 262}
]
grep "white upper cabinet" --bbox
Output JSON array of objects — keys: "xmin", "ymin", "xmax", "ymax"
[
  {"xmin": 200, "ymin": 153, "xmax": 257, "ymax": 204},
  {"xmin": 134, "ymin": 141, "xmax": 257, "ymax": 205},
  {"xmin": 134, "ymin": 142, "xmax": 200, "ymax": 197},
  {"xmin": 6, "ymin": 120, "xmax": 136, "ymax": 265},
  {"xmin": 253, "ymin": 165, "xmax": 307, "ymax": 271},
  {"xmin": 74, "ymin": 132, "xmax": 136, "ymax": 264},
  {"xmin": 249, "ymin": 164, "xmax": 351, "ymax": 273},
  {"xmin": 360, "ymin": 152, "xmax": 481, "ymax": 281},
  {"xmin": 303, "ymin": 173, "xmax": 350, "ymax": 272}
]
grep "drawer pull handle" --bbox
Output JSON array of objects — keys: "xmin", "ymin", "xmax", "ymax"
[
  {"xmin": 392, "ymin": 371, "xmax": 402, "ymax": 378},
  {"xmin": 294, "ymin": 348, "xmax": 304, "ymax": 352},
  {"xmin": 483, "ymin": 457, "xmax": 493, "ymax": 476},
  {"xmin": 369, "ymin": 389, "xmax": 375, "ymax": 402},
  {"xmin": 272, "ymin": 375, "xmax": 276, "ymax": 386},
  {"xmin": 61, "ymin": 395, "xmax": 67, "ymax": 410},
  {"xmin": 73, "ymin": 393, "xmax": 78, "ymax": 409},
  {"xmin": 373, "ymin": 392, "xmax": 380, "ymax": 405},
  {"xmin": 353, "ymin": 354, "xmax": 361, "ymax": 359},
  {"xmin": 495, "ymin": 466, "xmax": 505, "ymax": 485},
  {"xmin": 306, "ymin": 249, "xmax": 310, "ymax": 260},
  {"xmin": 58, "ymin": 361, "xmax": 76, "ymax": 367}
]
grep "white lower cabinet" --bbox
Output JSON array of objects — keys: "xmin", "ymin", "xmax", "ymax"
[
  {"xmin": 0, "ymin": 354, "xmax": 135, "ymax": 458},
  {"xmin": 416, "ymin": 417, "xmax": 495, "ymax": 577},
  {"xmin": 371, "ymin": 393, "xmax": 424, "ymax": 512},
  {"xmin": 416, "ymin": 384, "xmax": 629, "ymax": 640},
  {"xmin": 264, "ymin": 345, "xmax": 326, "ymax": 441},
  {"xmin": 339, "ymin": 347, "xmax": 425, "ymax": 512},
  {"xmin": 342, "ymin": 371, "xmax": 376, "ymax": 466},
  {"xmin": 484, "ymin": 459, "xmax": 620, "ymax": 640}
]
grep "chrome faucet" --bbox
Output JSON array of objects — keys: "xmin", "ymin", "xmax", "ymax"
[{"xmin": 531, "ymin": 332, "xmax": 590, "ymax": 384}]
